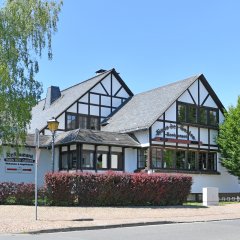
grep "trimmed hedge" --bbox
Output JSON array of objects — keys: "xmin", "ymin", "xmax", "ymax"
[
  {"xmin": 0, "ymin": 182, "xmax": 35, "ymax": 205},
  {"xmin": 45, "ymin": 172, "xmax": 192, "ymax": 206}
]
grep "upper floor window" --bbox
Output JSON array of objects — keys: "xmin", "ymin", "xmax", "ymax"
[
  {"xmin": 199, "ymin": 108, "xmax": 208, "ymax": 125},
  {"xmin": 178, "ymin": 104, "xmax": 187, "ymax": 122},
  {"xmin": 209, "ymin": 110, "xmax": 217, "ymax": 126},
  {"xmin": 177, "ymin": 102, "xmax": 218, "ymax": 127},
  {"xmin": 67, "ymin": 114, "xmax": 77, "ymax": 130},
  {"xmin": 66, "ymin": 113, "xmax": 100, "ymax": 131},
  {"xmin": 188, "ymin": 105, "xmax": 197, "ymax": 124}
]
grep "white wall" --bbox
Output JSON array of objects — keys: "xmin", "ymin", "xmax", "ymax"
[
  {"xmin": 165, "ymin": 103, "xmax": 176, "ymax": 121},
  {"xmin": 125, "ymin": 148, "xmax": 137, "ymax": 172},
  {"xmin": 191, "ymin": 153, "xmax": 240, "ymax": 193},
  {"xmin": 134, "ymin": 130, "xmax": 149, "ymax": 147},
  {"xmin": 0, "ymin": 146, "xmax": 52, "ymax": 187}
]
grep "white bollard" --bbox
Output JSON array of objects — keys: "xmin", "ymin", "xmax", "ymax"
[{"xmin": 202, "ymin": 187, "xmax": 219, "ymax": 206}]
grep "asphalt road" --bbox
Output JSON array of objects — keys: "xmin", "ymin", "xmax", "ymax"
[{"xmin": 1, "ymin": 219, "xmax": 240, "ymax": 240}]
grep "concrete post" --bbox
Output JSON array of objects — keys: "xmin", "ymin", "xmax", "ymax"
[{"xmin": 202, "ymin": 187, "xmax": 219, "ymax": 206}]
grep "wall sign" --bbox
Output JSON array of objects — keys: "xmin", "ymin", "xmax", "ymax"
[
  {"xmin": 155, "ymin": 124, "xmax": 196, "ymax": 140},
  {"xmin": 4, "ymin": 152, "xmax": 35, "ymax": 174}
]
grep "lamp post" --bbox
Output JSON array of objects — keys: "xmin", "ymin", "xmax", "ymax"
[{"xmin": 47, "ymin": 117, "xmax": 59, "ymax": 173}]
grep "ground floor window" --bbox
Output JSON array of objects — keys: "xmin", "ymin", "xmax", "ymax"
[
  {"xmin": 137, "ymin": 148, "xmax": 148, "ymax": 168},
  {"xmin": 137, "ymin": 147, "xmax": 217, "ymax": 172},
  {"xmin": 151, "ymin": 148, "xmax": 163, "ymax": 168},
  {"xmin": 111, "ymin": 147, "xmax": 123, "ymax": 170},
  {"xmin": 59, "ymin": 144, "xmax": 124, "ymax": 171},
  {"xmin": 60, "ymin": 145, "xmax": 77, "ymax": 170}
]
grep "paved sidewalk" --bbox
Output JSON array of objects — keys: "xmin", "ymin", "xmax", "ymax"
[{"xmin": 1, "ymin": 203, "xmax": 240, "ymax": 234}]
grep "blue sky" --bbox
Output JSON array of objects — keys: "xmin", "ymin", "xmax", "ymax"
[{"xmin": 36, "ymin": 0, "xmax": 240, "ymax": 108}]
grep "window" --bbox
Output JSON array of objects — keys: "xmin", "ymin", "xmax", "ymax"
[
  {"xmin": 208, "ymin": 152, "xmax": 216, "ymax": 171},
  {"xmin": 81, "ymin": 151, "xmax": 94, "ymax": 169},
  {"xmin": 110, "ymin": 152, "xmax": 123, "ymax": 170},
  {"xmin": 199, "ymin": 152, "xmax": 207, "ymax": 170},
  {"xmin": 151, "ymin": 148, "xmax": 162, "ymax": 168},
  {"xmin": 66, "ymin": 113, "xmax": 100, "ymax": 131},
  {"xmin": 151, "ymin": 149, "xmax": 217, "ymax": 172},
  {"xmin": 97, "ymin": 153, "xmax": 108, "ymax": 169},
  {"xmin": 178, "ymin": 104, "xmax": 187, "ymax": 122},
  {"xmin": 187, "ymin": 151, "xmax": 196, "ymax": 170},
  {"xmin": 79, "ymin": 115, "xmax": 88, "ymax": 129},
  {"xmin": 69, "ymin": 145, "xmax": 77, "ymax": 170},
  {"xmin": 60, "ymin": 145, "xmax": 77, "ymax": 170},
  {"xmin": 163, "ymin": 149, "xmax": 175, "ymax": 168},
  {"xmin": 66, "ymin": 114, "xmax": 77, "ymax": 130},
  {"xmin": 97, "ymin": 146, "xmax": 108, "ymax": 169},
  {"xmin": 60, "ymin": 146, "xmax": 68, "ymax": 170},
  {"xmin": 138, "ymin": 148, "xmax": 147, "ymax": 168},
  {"xmin": 188, "ymin": 105, "xmax": 197, "ymax": 123},
  {"xmin": 89, "ymin": 116, "xmax": 99, "ymax": 130},
  {"xmin": 176, "ymin": 150, "xmax": 186, "ymax": 169},
  {"xmin": 209, "ymin": 110, "xmax": 217, "ymax": 126},
  {"xmin": 177, "ymin": 102, "xmax": 218, "ymax": 127},
  {"xmin": 199, "ymin": 108, "xmax": 207, "ymax": 125}
]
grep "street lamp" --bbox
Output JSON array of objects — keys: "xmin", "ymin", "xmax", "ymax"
[{"xmin": 47, "ymin": 117, "xmax": 59, "ymax": 173}]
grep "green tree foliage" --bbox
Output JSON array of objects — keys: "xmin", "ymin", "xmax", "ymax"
[
  {"xmin": 0, "ymin": 0, "xmax": 62, "ymax": 145},
  {"xmin": 217, "ymin": 96, "xmax": 240, "ymax": 178}
]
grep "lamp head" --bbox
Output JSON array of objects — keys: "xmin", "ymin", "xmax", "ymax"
[{"xmin": 47, "ymin": 117, "xmax": 59, "ymax": 132}]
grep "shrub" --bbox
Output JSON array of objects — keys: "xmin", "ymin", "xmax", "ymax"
[
  {"xmin": 0, "ymin": 182, "xmax": 36, "ymax": 205},
  {"xmin": 45, "ymin": 172, "xmax": 192, "ymax": 206},
  {"xmin": 0, "ymin": 182, "xmax": 16, "ymax": 204},
  {"xmin": 14, "ymin": 183, "xmax": 35, "ymax": 205},
  {"xmin": 45, "ymin": 172, "xmax": 76, "ymax": 205}
]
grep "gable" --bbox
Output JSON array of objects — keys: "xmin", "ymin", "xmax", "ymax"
[
  {"xmin": 29, "ymin": 69, "xmax": 133, "ymax": 134},
  {"xmin": 177, "ymin": 76, "xmax": 224, "ymax": 110}
]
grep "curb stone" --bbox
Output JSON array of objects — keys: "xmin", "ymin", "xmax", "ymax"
[{"xmin": 28, "ymin": 218, "xmax": 240, "ymax": 235}]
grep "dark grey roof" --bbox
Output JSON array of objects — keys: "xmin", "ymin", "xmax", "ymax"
[
  {"xmin": 102, "ymin": 74, "xmax": 201, "ymax": 133},
  {"xmin": 25, "ymin": 134, "xmax": 51, "ymax": 147},
  {"xmin": 29, "ymin": 69, "xmax": 113, "ymax": 133},
  {"xmin": 25, "ymin": 129, "xmax": 140, "ymax": 148}
]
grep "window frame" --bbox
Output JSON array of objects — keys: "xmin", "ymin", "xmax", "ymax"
[
  {"xmin": 66, "ymin": 112, "xmax": 100, "ymax": 131},
  {"xmin": 177, "ymin": 102, "xmax": 219, "ymax": 127}
]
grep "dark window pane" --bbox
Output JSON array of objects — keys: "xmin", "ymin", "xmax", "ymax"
[
  {"xmin": 176, "ymin": 150, "xmax": 186, "ymax": 169},
  {"xmin": 97, "ymin": 153, "xmax": 108, "ymax": 169},
  {"xmin": 67, "ymin": 114, "xmax": 76, "ymax": 130},
  {"xmin": 199, "ymin": 152, "xmax": 207, "ymax": 170},
  {"xmin": 61, "ymin": 152, "xmax": 68, "ymax": 170},
  {"xmin": 138, "ymin": 149, "xmax": 147, "ymax": 168},
  {"xmin": 151, "ymin": 148, "xmax": 162, "ymax": 168},
  {"xmin": 209, "ymin": 110, "xmax": 217, "ymax": 126},
  {"xmin": 163, "ymin": 149, "xmax": 175, "ymax": 168},
  {"xmin": 199, "ymin": 108, "xmax": 207, "ymax": 125},
  {"xmin": 89, "ymin": 117, "xmax": 99, "ymax": 130},
  {"xmin": 187, "ymin": 151, "xmax": 196, "ymax": 170},
  {"xmin": 178, "ymin": 104, "xmax": 186, "ymax": 122},
  {"xmin": 69, "ymin": 151, "xmax": 77, "ymax": 170},
  {"xmin": 188, "ymin": 105, "xmax": 197, "ymax": 123},
  {"xmin": 79, "ymin": 116, "xmax": 88, "ymax": 129},
  {"xmin": 81, "ymin": 151, "xmax": 94, "ymax": 168},
  {"xmin": 208, "ymin": 152, "xmax": 216, "ymax": 171}
]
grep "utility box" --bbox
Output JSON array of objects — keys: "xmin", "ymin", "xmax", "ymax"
[{"xmin": 202, "ymin": 187, "xmax": 219, "ymax": 206}]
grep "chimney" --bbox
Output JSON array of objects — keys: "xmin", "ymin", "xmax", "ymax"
[
  {"xmin": 44, "ymin": 86, "xmax": 61, "ymax": 109},
  {"xmin": 95, "ymin": 69, "xmax": 106, "ymax": 75}
]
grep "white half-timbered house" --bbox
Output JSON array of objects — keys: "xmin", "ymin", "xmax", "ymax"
[
  {"xmin": 102, "ymin": 73, "xmax": 240, "ymax": 194},
  {"xmin": 0, "ymin": 69, "xmax": 239, "ymax": 195}
]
